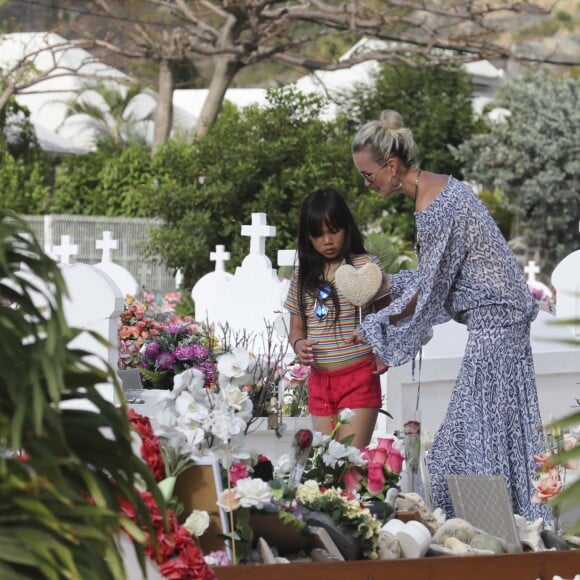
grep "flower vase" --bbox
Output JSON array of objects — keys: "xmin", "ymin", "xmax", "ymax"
[{"xmin": 403, "ymin": 412, "xmax": 421, "ymax": 494}]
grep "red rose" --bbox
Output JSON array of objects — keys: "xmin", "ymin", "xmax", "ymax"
[{"xmin": 294, "ymin": 428, "xmax": 313, "ymax": 450}]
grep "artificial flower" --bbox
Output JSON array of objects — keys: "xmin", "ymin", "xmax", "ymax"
[
  {"xmin": 532, "ymin": 467, "xmax": 563, "ymax": 503},
  {"xmin": 235, "ymin": 477, "xmax": 273, "ymax": 509},
  {"xmin": 184, "ymin": 510, "xmax": 211, "ymax": 538}
]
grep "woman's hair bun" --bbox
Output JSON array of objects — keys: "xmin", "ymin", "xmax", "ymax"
[{"xmin": 380, "ymin": 110, "xmax": 404, "ymax": 132}]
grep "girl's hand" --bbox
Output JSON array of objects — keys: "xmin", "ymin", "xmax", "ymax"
[{"xmin": 294, "ymin": 338, "xmax": 315, "ymax": 365}]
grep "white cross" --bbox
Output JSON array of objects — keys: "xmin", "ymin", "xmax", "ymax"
[
  {"xmin": 277, "ymin": 249, "xmax": 297, "ymax": 268},
  {"xmin": 210, "ymin": 244, "xmax": 230, "ymax": 272},
  {"xmin": 96, "ymin": 230, "xmax": 118, "ymax": 263},
  {"xmin": 241, "ymin": 213, "xmax": 276, "ymax": 256},
  {"xmin": 175, "ymin": 268, "xmax": 184, "ymax": 288},
  {"xmin": 524, "ymin": 260, "xmax": 540, "ymax": 283},
  {"xmin": 52, "ymin": 235, "xmax": 79, "ymax": 265}
]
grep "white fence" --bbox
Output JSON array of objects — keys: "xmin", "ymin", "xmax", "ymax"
[{"xmin": 23, "ymin": 215, "xmax": 175, "ymax": 294}]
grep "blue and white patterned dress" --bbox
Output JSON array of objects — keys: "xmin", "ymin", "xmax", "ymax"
[{"xmin": 359, "ymin": 176, "xmax": 549, "ymax": 522}]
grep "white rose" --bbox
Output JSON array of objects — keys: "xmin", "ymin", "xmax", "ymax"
[
  {"xmin": 184, "ymin": 510, "xmax": 210, "ymax": 537},
  {"xmin": 273, "ymin": 453, "xmax": 292, "ymax": 477},
  {"xmin": 346, "ymin": 446, "xmax": 366, "ymax": 467},
  {"xmin": 338, "ymin": 408, "xmax": 355, "ymax": 423},
  {"xmin": 235, "ymin": 477, "xmax": 272, "ymax": 509},
  {"xmin": 322, "ymin": 440, "xmax": 349, "ymax": 466}
]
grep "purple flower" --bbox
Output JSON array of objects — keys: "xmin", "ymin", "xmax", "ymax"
[
  {"xmin": 144, "ymin": 341, "xmax": 161, "ymax": 358},
  {"xmin": 156, "ymin": 351, "xmax": 176, "ymax": 370},
  {"xmin": 166, "ymin": 323, "xmax": 183, "ymax": 334},
  {"xmin": 174, "ymin": 345, "xmax": 198, "ymax": 360}
]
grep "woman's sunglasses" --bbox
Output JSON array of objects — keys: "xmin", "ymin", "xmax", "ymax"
[{"xmin": 314, "ymin": 281, "xmax": 332, "ymax": 320}]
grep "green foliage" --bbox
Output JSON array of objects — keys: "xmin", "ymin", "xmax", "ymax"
[
  {"xmin": 145, "ymin": 87, "xmax": 356, "ymax": 286},
  {"xmin": 0, "ymin": 97, "xmax": 53, "ymax": 213},
  {"xmin": 452, "ymin": 71, "xmax": 580, "ymax": 274},
  {"xmin": 338, "ymin": 63, "xmax": 485, "ymax": 242},
  {"xmin": 0, "ymin": 142, "xmax": 52, "ymax": 213},
  {"xmin": 478, "ymin": 188, "xmax": 514, "ymax": 239},
  {"xmin": 365, "ymin": 231, "xmax": 417, "ymax": 274},
  {"xmin": 51, "ymin": 143, "xmax": 155, "ymax": 216},
  {"xmin": 0, "ymin": 212, "xmax": 163, "ymax": 578}
]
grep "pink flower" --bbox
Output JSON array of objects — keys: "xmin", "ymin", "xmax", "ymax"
[
  {"xmin": 532, "ymin": 468, "xmax": 563, "ymax": 504},
  {"xmin": 366, "ymin": 464, "xmax": 386, "ymax": 495},
  {"xmin": 375, "ymin": 437, "xmax": 395, "ymax": 452},
  {"xmin": 342, "ymin": 467, "xmax": 363, "ymax": 492},
  {"xmin": 386, "ymin": 449, "xmax": 405, "ymax": 474},
  {"xmin": 217, "ymin": 488, "xmax": 242, "ymax": 512},
  {"xmin": 229, "ymin": 461, "xmax": 249, "ymax": 484},
  {"xmin": 533, "ymin": 451, "xmax": 554, "ymax": 469}
]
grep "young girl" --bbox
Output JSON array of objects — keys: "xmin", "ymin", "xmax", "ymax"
[{"xmin": 283, "ymin": 187, "xmax": 390, "ymax": 448}]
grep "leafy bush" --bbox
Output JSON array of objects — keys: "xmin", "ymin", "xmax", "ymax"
[{"xmin": 0, "ymin": 211, "xmax": 162, "ymax": 578}]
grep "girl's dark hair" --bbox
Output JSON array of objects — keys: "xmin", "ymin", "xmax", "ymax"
[{"xmin": 296, "ymin": 187, "xmax": 366, "ymax": 323}]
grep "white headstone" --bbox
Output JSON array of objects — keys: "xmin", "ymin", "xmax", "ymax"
[
  {"xmin": 241, "ymin": 212, "xmax": 276, "ymax": 256},
  {"xmin": 384, "ymin": 311, "xmax": 580, "ymax": 446},
  {"xmin": 52, "ymin": 234, "xmax": 79, "ymax": 265},
  {"xmin": 552, "ymin": 249, "xmax": 580, "ymax": 338},
  {"xmin": 191, "ymin": 244, "xmax": 234, "ymax": 323},
  {"xmin": 60, "ymin": 264, "xmax": 125, "ymax": 403},
  {"xmin": 214, "ymin": 214, "xmax": 287, "ymax": 338},
  {"xmin": 96, "ymin": 230, "xmax": 118, "ymax": 263},
  {"xmin": 93, "ymin": 231, "xmax": 139, "ymax": 298},
  {"xmin": 27, "ymin": 261, "xmax": 125, "ymax": 407},
  {"xmin": 524, "ymin": 260, "xmax": 540, "ymax": 283},
  {"xmin": 211, "ymin": 244, "xmax": 230, "ymax": 272}
]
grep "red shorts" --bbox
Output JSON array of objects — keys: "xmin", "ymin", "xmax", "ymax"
[{"xmin": 308, "ymin": 357, "xmax": 381, "ymax": 416}]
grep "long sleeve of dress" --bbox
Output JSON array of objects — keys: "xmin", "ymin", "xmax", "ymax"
[
  {"xmin": 360, "ymin": 222, "xmax": 460, "ymax": 366},
  {"xmin": 359, "ymin": 178, "xmax": 535, "ymax": 367}
]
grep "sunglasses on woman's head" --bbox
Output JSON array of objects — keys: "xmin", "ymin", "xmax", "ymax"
[{"xmin": 315, "ymin": 281, "xmax": 332, "ymax": 320}]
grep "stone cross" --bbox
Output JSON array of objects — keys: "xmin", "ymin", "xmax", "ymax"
[
  {"xmin": 96, "ymin": 230, "xmax": 118, "ymax": 263},
  {"xmin": 210, "ymin": 244, "xmax": 230, "ymax": 272},
  {"xmin": 241, "ymin": 213, "xmax": 276, "ymax": 255},
  {"xmin": 524, "ymin": 260, "xmax": 540, "ymax": 283},
  {"xmin": 52, "ymin": 235, "xmax": 79, "ymax": 265}
]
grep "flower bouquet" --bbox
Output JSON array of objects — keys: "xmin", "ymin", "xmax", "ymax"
[{"xmin": 125, "ymin": 408, "xmax": 217, "ymax": 579}]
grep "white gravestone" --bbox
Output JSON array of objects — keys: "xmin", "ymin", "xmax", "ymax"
[
  {"xmin": 385, "ymin": 310, "xmax": 580, "ymax": 443},
  {"xmin": 59, "ymin": 263, "xmax": 125, "ymax": 404},
  {"xmin": 191, "ymin": 244, "xmax": 234, "ymax": 324},
  {"xmin": 93, "ymin": 230, "xmax": 139, "ymax": 298},
  {"xmin": 51, "ymin": 234, "xmax": 79, "ymax": 265},
  {"xmin": 552, "ymin": 249, "xmax": 580, "ymax": 339},
  {"xmin": 213, "ymin": 213, "xmax": 288, "ymax": 338}
]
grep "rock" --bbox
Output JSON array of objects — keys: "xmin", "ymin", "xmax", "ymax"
[
  {"xmin": 304, "ymin": 511, "xmax": 361, "ymax": 560},
  {"xmin": 365, "ymin": 500, "xmax": 394, "ymax": 525},
  {"xmin": 540, "ymin": 530, "xmax": 570, "ymax": 551}
]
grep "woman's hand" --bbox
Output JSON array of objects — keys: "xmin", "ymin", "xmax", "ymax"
[
  {"xmin": 347, "ymin": 329, "xmax": 365, "ymax": 345},
  {"xmin": 372, "ymin": 354, "xmax": 389, "ymax": 375}
]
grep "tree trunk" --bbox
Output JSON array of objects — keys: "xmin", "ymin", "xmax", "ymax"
[
  {"xmin": 152, "ymin": 58, "xmax": 175, "ymax": 153},
  {"xmin": 194, "ymin": 55, "xmax": 241, "ymax": 138}
]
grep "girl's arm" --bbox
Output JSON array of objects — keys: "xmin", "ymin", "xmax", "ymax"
[{"xmin": 289, "ymin": 313, "xmax": 315, "ymax": 365}]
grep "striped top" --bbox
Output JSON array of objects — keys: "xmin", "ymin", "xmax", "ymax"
[{"xmin": 283, "ymin": 254, "xmax": 384, "ymax": 364}]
